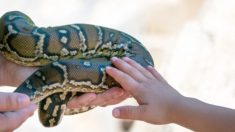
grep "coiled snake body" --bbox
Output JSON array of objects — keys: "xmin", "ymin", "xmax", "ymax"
[{"xmin": 0, "ymin": 11, "xmax": 154, "ymax": 127}]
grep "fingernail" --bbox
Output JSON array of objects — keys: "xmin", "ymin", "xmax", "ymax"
[
  {"xmin": 18, "ymin": 95, "xmax": 29, "ymax": 104},
  {"xmin": 113, "ymin": 109, "xmax": 120, "ymax": 117},
  {"xmin": 122, "ymin": 57, "xmax": 130, "ymax": 61},
  {"xmin": 111, "ymin": 57, "xmax": 118, "ymax": 62},
  {"xmin": 106, "ymin": 66, "xmax": 112, "ymax": 70}
]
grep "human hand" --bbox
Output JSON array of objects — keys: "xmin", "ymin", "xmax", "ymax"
[
  {"xmin": 0, "ymin": 55, "xmax": 37, "ymax": 87},
  {"xmin": 106, "ymin": 57, "xmax": 183, "ymax": 125},
  {"xmin": 67, "ymin": 87, "xmax": 130, "ymax": 109},
  {"xmin": 0, "ymin": 92, "xmax": 36, "ymax": 132}
]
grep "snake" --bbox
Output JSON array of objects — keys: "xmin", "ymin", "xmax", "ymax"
[{"xmin": 0, "ymin": 11, "xmax": 154, "ymax": 127}]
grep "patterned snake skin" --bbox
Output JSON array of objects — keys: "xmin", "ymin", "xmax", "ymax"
[{"xmin": 0, "ymin": 11, "xmax": 154, "ymax": 127}]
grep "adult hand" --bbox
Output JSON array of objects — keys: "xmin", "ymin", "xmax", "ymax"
[
  {"xmin": 67, "ymin": 87, "xmax": 129, "ymax": 109},
  {"xmin": 0, "ymin": 92, "xmax": 36, "ymax": 132}
]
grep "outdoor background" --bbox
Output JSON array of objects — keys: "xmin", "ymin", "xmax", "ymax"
[{"xmin": 1, "ymin": 0, "xmax": 235, "ymax": 132}]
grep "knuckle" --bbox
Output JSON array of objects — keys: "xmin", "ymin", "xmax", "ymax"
[
  {"xmin": 3, "ymin": 95, "xmax": 14, "ymax": 110},
  {"xmin": 71, "ymin": 98, "xmax": 86, "ymax": 107},
  {"xmin": 124, "ymin": 66, "xmax": 133, "ymax": 73},
  {"xmin": 97, "ymin": 93, "xmax": 109, "ymax": 102},
  {"xmin": 100, "ymin": 98, "xmax": 109, "ymax": 106},
  {"xmin": 77, "ymin": 101, "xmax": 86, "ymax": 106},
  {"xmin": 77, "ymin": 96, "xmax": 92, "ymax": 106},
  {"xmin": 120, "ymin": 107, "xmax": 135, "ymax": 118}
]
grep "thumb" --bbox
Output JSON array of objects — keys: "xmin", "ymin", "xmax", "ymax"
[
  {"xmin": 0, "ymin": 92, "xmax": 30, "ymax": 112},
  {"xmin": 112, "ymin": 105, "xmax": 146, "ymax": 120},
  {"xmin": 0, "ymin": 104, "xmax": 37, "ymax": 132}
]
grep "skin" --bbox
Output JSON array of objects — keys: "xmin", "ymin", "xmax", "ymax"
[
  {"xmin": 0, "ymin": 92, "xmax": 36, "ymax": 132},
  {"xmin": 106, "ymin": 57, "xmax": 235, "ymax": 132},
  {"xmin": 0, "ymin": 55, "xmax": 129, "ymax": 131}
]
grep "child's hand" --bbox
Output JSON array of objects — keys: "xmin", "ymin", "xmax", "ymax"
[{"xmin": 106, "ymin": 57, "xmax": 183, "ymax": 125}]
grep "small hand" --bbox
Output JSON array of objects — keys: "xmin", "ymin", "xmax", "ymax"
[
  {"xmin": 0, "ymin": 92, "xmax": 36, "ymax": 132},
  {"xmin": 105, "ymin": 57, "xmax": 182, "ymax": 125}
]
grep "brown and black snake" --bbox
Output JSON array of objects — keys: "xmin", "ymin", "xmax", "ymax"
[{"xmin": 0, "ymin": 11, "xmax": 154, "ymax": 127}]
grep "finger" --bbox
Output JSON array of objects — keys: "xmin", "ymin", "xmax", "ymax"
[
  {"xmin": 0, "ymin": 104, "xmax": 36, "ymax": 132},
  {"xmin": 106, "ymin": 66, "xmax": 141, "ymax": 97},
  {"xmin": 101, "ymin": 92, "xmax": 130, "ymax": 106},
  {"xmin": 90, "ymin": 87, "xmax": 125, "ymax": 106},
  {"xmin": 112, "ymin": 105, "xmax": 147, "ymax": 120},
  {"xmin": 111, "ymin": 57, "xmax": 146, "ymax": 81},
  {"xmin": 67, "ymin": 93, "xmax": 96, "ymax": 109},
  {"xmin": 92, "ymin": 87, "xmax": 130, "ymax": 106},
  {"xmin": 146, "ymin": 66, "xmax": 167, "ymax": 83},
  {"xmin": 122, "ymin": 57, "xmax": 154, "ymax": 79},
  {"xmin": 0, "ymin": 92, "xmax": 30, "ymax": 112}
]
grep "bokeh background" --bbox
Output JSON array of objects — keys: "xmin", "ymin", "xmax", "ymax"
[{"xmin": 1, "ymin": 0, "xmax": 235, "ymax": 131}]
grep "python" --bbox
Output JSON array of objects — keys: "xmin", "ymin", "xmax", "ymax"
[{"xmin": 0, "ymin": 11, "xmax": 154, "ymax": 127}]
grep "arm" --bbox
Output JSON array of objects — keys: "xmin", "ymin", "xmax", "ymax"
[
  {"xmin": 106, "ymin": 57, "xmax": 235, "ymax": 132},
  {"xmin": 172, "ymin": 96, "xmax": 235, "ymax": 132}
]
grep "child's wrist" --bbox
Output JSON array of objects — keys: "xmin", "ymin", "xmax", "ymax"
[{"xmin": 167, "ymin": 93, "xmax": 187, "ymax": 124}]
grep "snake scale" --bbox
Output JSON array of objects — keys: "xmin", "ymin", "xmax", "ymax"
[{"xmin": 0, "ymin": 11, "xmax": 154, "ymax": 127}]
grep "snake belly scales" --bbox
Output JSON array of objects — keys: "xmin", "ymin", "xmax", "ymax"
[{"xmin": 0, "ymin": 11, "xmax": 154, "ymax": 127}]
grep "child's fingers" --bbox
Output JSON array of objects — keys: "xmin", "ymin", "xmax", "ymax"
[
  {"xmin": 112, "ymin": 105, "xmax": 147, "ymax": 121},
  {"xmin": 146, "ymin": 66, "xmax": 167, "ymax": 83},
  {"xmin": 106, "ymin": 66, "xmax": 141, "ymax": 97},
  {"xmin": 111, "ymin": 57, "xmax": 146, "ymax": 82},
  {"xmin": 0, "ymin": 92, "xmax": 30, "ymax": 112},
  {"xmin": 122, "ymin": 57, "xmax": 154, "ymax": 79}
]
